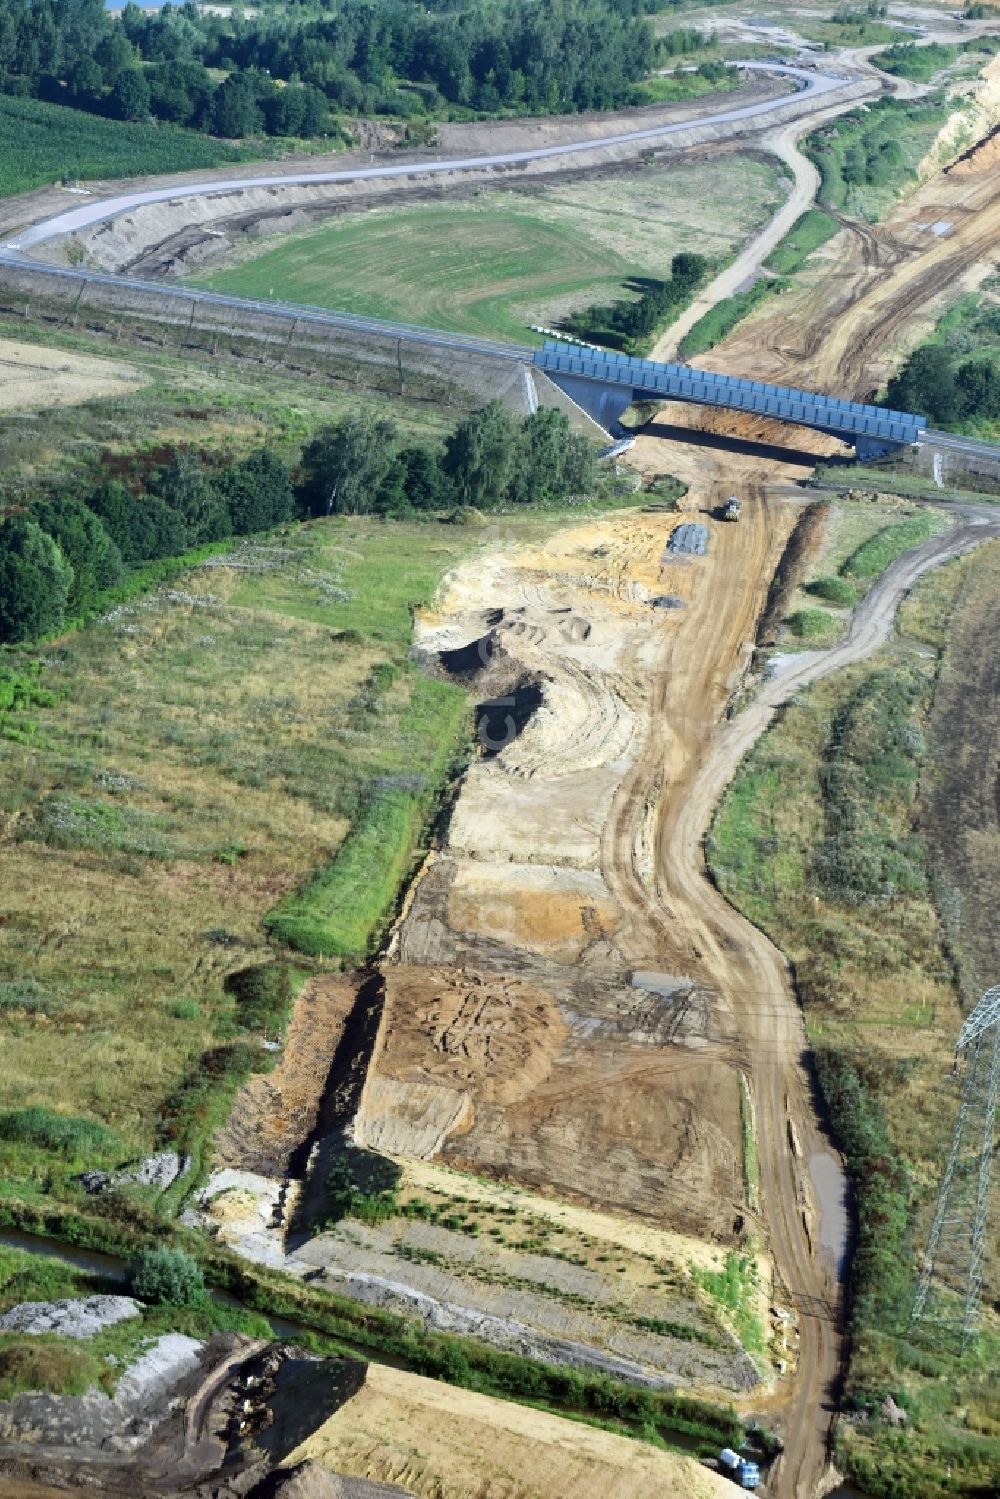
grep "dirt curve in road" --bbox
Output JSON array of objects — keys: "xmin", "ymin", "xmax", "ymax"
[{"xmin": 658, "ymin": 512, "xmax": 1000, "ymax": 1497}]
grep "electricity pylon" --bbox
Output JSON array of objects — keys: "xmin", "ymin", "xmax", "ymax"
[{"xmin": 911, "ymin": 985, "xmax": 1000, "ymax": 1349}]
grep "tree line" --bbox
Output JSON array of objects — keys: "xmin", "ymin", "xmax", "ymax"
[
  {"xmin": 0, "ymin": 402, "xmax": 595, "ymax": 644},
  {"xmin": 885, "ymin": 342, "xmax": 1000, "ymax": 426},
  {"xmin": 0, "ymin": 0, "xmax": 702, "ymax": 136},
  {"xmin": 563, "ymin": 252, "xmax": 708, "ymax": 351}
]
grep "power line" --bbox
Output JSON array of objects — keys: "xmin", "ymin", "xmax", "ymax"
[{"xmin": 911, "ymin": 984, "xmax": 1000, "ymax": 1350}]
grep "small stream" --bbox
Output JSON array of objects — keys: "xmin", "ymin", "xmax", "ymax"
[{"xmin": 0, "ymin": 1228, "xmax": 319, "ymax": 1344}]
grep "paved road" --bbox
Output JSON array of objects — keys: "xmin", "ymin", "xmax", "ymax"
[{"xmin": 3, "ymin": 63, "xmax": 848, "ymax": 251}]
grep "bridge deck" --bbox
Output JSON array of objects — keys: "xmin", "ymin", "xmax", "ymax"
[{"xmin": 534, "ymin": 341, "xmax": 925, "ymax": 445}]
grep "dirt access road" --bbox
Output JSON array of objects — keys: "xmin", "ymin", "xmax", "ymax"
[{"xmin": 714, "ymin": 56, "xmax": 1000, "ymax": 398}]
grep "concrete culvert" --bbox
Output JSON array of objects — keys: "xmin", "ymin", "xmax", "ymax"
[{"xmin": 665, "ymin": 523, "xmax": 709, "ymax": 558}]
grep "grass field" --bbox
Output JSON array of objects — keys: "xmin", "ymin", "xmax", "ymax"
[
  {"xmin": 0, "ymin": 95, "xmax": 275, "ymax": 199},
  {"xmin": 195, "ymin": 157, "xmax": 785, "ymax": 344},
  {"xmin": 709, "ymin": 536, "xmax": 1000, "ymax": 1498},
  {"xmin": 0, "ymin": 520, "xmax": 470, "ymax": 1166}
]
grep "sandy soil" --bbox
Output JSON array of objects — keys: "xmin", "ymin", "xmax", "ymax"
[
  {"xmin": 283, "ymin": 1363, "xmax": 733, "ymax": 1499},
  {"xmin": 0, "ymin": 337, "xmax": 145, "ymax": 409},
  {"xmin": 713, "ymin": 57, "xmax": 1000, "ymax": 398}
]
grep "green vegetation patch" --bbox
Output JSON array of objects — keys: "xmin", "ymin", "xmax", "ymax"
[
  {"xmin": 678, "ymin": 277, "xmax": 780, "ymax": 358},
  {"xmin": 873, "ymin": 41, "xmax": 957, "ymax": 83},
  {"xmin": 0, "ymin": 95, "xmax": 261, "ymax": 198},
  {"xmin": 266, "ymin": 677, "xmax": 467, "ymax": 960},
  {"xmin": 805, "ymin": 95, "xmax": 953, "ymax": 220},
  {"xmin": 784, "ymin": 607, "xmax": 841, "ymax": 645},
  {"xmin": 0, "ymin": 1107, "xmax": 123, "ymax": 1163},
  {"xmin": 840, "ymin": 512, "xmax": 948, "ymax": 581},
  {"xmin": 804, "ymin": 575, "xmax": 860, "ymax": 607},
  {"xmin": 763, "ymin": 209, "xmax": 839, "ymax": 276}
]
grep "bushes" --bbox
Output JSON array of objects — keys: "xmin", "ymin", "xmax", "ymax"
[
  {"xmin": 814, "ymin": 1048, "xmax": 912, "ymax": 1331},
  {"xmin": 0, "ymin": 518, "xmax": 73, "ymax": 644},
  {"xmin": 319, "ymin": 1146, "xmax": 402, "ymax": 1228},
  {"xmin": 0, "ymin": 1338, "xmax": 110, "ymax": 1400},
  {"xmin": 0, "ymin": 1107, "xmax": 123, "ymax": 1161},
  {"xmin": 805, "ymin": 575, "xmax": 860, "ymax": 607},
  {"xmin": 128, "ymin": 1246, "xmax": 205, "ymax": 1306},
  {"xmin": 224, "ymin": 963, "xmax": 294, "ymax": 1040},
  {"xmin": 872, "ymin": 42, "xmax": 957, "ymax": 83},
  {"xmin": 815, "ymin": 667, "xmax": 928, "ymax": 905},
  {"xmin": 805, "ymin": 96, "xmax": 951, "ymax": 214},
  {"xmin": 786, "ymin": 607, "xmax": 840, "ymax": 642},
  {"xmin": 563, "ymin": 254, "xmax": 709, "ymax": 352}
]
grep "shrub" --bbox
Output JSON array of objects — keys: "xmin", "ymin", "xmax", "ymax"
[
  {"xmin": 0, "ymin": 1339, "xmax": 109, "ymax": 1400},
  {"xmin": 786, "ymin": 607, "xmax": 839, "ymax": 640},
  {"xmin": 320, "ymin": 1146, "xmax": 402, "ymax": 1227},
  {"xmin": 128, "ymin": 1246, "xmax": 205, "ymax": 1306},
  {"xmin": 806, "ymin": 575, "xmax": 859, "ymax": 607},
  {"xmin": 0, "ymin": 1107, "xmax": 122, "ymax": 1160}
]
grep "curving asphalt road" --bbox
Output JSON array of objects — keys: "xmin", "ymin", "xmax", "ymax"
[{"xmin": 3, "ymin": 62, "xmax": 849, "ymax": 251}]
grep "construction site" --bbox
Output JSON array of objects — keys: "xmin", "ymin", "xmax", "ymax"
[{"xmin": 1, "ymin": 4, "xmax": 999, "ymax": 1498}]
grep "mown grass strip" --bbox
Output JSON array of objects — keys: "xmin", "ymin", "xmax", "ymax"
[
  {"xmin": 763, "ymin": 209, "xmax": 839, "ymax": 276},
  {"xmin": 265, "ymin": 676, "xmax": 469, "ymax": 960},
  {"xmin": 678, "ymin": 278, "xmax": 782, "ymax": 358}
]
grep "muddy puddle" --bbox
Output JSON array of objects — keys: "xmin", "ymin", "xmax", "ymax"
[{"xmin": 808, "ymin": 1152, "xmax": 849, "ymax": 1278}]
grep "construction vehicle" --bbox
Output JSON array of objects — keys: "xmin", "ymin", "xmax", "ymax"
[
  {"xmin": 722, "ymin": 494, "xmax": 741, "ymax": 522},
  {"xmin": 718, "ymin": 1449, "xmax": 761, "ymax": 1490}
]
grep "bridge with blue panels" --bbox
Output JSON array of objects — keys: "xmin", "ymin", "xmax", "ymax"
[{"xmin": 533, "ymin": 341, "xmax": 926, "ymax": 458}]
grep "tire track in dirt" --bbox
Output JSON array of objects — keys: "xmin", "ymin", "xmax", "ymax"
[{"xmin": 637, "ymin": 512, "xmax": 1000, "ymax": 1497}]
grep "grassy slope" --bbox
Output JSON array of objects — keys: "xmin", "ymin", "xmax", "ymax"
[
  {"xmin": 0, "ymin": 95, "xmax": 274, "ymax": 198},
  {"xmin": 0, "ymin": 521, "xmax": 475, "ymax": 1166},
  {"xmin": 194, "ymin": 157, "xmax": 784, "ymax": 344},
  {"xmin": 708, "ymin": 527, "xmax": 1000, "ymax": 1498},
  {"xmin": 805, "ymin": 95, "xmax": 954, "ymax": 222}
]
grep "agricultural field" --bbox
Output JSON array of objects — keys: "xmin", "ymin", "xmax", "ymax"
[
  {"xmin": 194, "ymin": 154, "xmax": 787, "ymax": 344},
  {"xmin": 0, "ymin": 96, "xmax": 273, "ymax": 200}
]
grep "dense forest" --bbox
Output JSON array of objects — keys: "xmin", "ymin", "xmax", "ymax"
[
  {"xmin": 0, "ymin": 0, "xmax": 719, "ymax": 140},
  {"xmin": 0, "ymin": 403, "xmax": 596, "ymax": 644}
]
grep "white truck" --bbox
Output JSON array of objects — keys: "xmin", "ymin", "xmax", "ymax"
[{"xmin": 722, "ymin": 494, "xmax": 741, "ymax": 522}]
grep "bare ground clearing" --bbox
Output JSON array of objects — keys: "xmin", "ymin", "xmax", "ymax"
[{"xmin": 0, "ymin": 336, "xmax": 145, "ymax": 408}]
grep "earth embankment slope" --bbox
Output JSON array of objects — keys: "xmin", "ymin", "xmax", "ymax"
[{"xmin": 283, "ymin": 1362, "xmax": 734, "ymax": 1499}]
